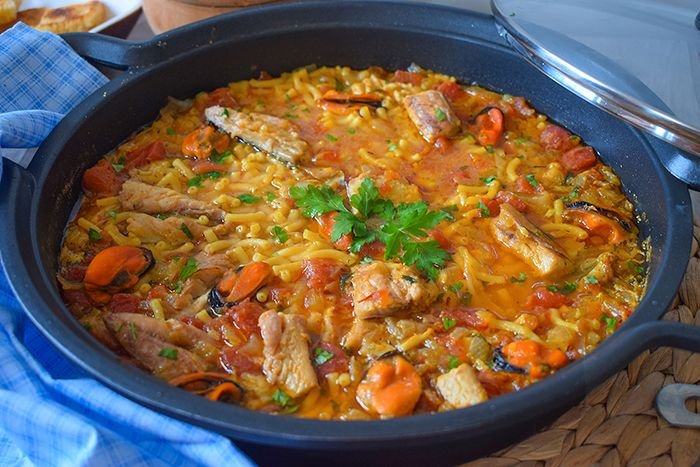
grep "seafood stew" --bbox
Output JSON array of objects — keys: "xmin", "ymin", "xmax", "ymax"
[{"xmin": 57, "ymin": 65, "xmax": 647, "ymax": 420}]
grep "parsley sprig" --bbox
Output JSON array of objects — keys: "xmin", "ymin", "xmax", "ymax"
[{"xmin": 290, "ymin": 179, "xmax": 452, "ymax": 280}]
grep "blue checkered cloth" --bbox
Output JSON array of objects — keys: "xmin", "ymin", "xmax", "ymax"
[{"xmin": 0, "ymin": 23, "xmax": 254, "ymax": 467}]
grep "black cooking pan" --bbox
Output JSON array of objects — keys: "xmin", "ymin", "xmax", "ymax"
[{"xmin": 1, "ymin": 2, "xmax": 700, "ymax": 465}]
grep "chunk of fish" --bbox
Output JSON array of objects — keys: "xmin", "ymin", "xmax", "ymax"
[
  {"xmin": 436, "ymin": 363, "xmax": 488, "ymax": 409},
  {"xmin": 403, "ymin": 90, "xmax": 460, "ymax": 142},
  {"xmin": 119, "ymin": 180, "xmax": 225, "ymax": 222},
  {"xmin": 489, "ymin": 204, "xmax": 570, "ymax": 277},
  {"xmin": 126, "ymin": 213, "xmax": 204, "ymax": 245},
  {"xmin": 104, "ymin": 313, "xmax": 218, "ymax": 380},
  {"xmin": 350, "ymin": 261, "xmax": 438, "ymax": 320},
  {"xmin": 205, "ymin": 105, "xmax": 309, "ymax": 166},
  {"xmin": 258, "ymin": 310, "xmax": 318, "ymax": 397}
]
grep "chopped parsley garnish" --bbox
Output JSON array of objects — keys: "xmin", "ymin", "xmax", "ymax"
[
  {"xmin": 448, "ymin": 282, "xmax": 464, "ymax": 293},
  {"xmin": 502, "ymin": 94, "xmax": 513, "ymax": 102},
  {"xmin": 170, "ymin": 282, "xmax": 183, "ymax": 294},
  {"xmin": 107, "ymin": 210, "xmax": 117, "ymax": 220},
  {"xmin": 388, "ymin": 143, "xmax": 398, "ymax": 151},
  {"xmin": 272, "ymin": 388, "xmax": 293, "ymax": 407},
  {"xmin": 601, "ymin": 314, "xmax": 617, "ymax": 331},
  {"xmin": 402, "ymin": 275, "xmax": 417, "ymax": 284},
  {"xmin": 313, "ymin": 348, "xmax": 334, "ymax": 365},
  {"xmin": 155, "ymin": 213, "xmax": 169, "ymax": 220},
  {"xmin": 271, "ymin": 226, "xmax": 288, "ymax": 244},
  {"xmin": 347, "ymin": 127, "xmax": 356, "ymax": 135},
  {"xmin": 166, "ymin": 127, "xmax": 176, "ymax": 135},
  {"xmin": 476, "ymin": 201, "xmax": 491, "ymax": 218},
  {"xmin": 237, "ymin": 193, "xmax": 262, "ymax": 204},
  {"xmin": 210, "ymin": 149, "xmax": 232, "ymax": 164},
  {"xmin": 548, "ymin": 282, "xmax": 577, "ymax": 294},
  {"xmin": 510, "ymin": 272, "xmax": 527, "ymax": 284},
  {"xmin": 203, "ymin": 171, "xmax": 222, "ymax": 179},
  {"xmin": 562, "ymin": 186, "xmax": 580, "ymax": 203},
  {"xmin": 448, "ymin": 355, "xmax": 460, "ymax": 369},
  {"xmin": 180, "ymin": 223, "xmax": 193, "ymax": 239},
  {"xmin": 283, "ymin": 112, "xmax": 298, "ymax": 119},
  {"xmin": 129, "ymin": 321, "xmax": 136, "ymax": 341},
  {"xmin": 435, "ymin": 108, "xmax": 447, "ymax": 122},
  {"xmin": 88, "ymin": 228, "xmax": 101, "ymax": 242},
  {"xmin": 514, "ymin": 136, "xmax": 530, "ymax": 145},
  {"xmin": 485, "ymin": 144, "xmax": 494, "ymax": 153},
  {"xmin": 584, "ymin": 276, "xmax": 599, "ymax": 285},
  {"xmin": 325, "ymin": 134, "xmax": 338, "ymax": 142},
  {"xmin": 360, "ymin": 256, "xmax": 373, "ymax": 264},
  {"xmin": 265, "ymin": 191, "xmax": 276, "ymax": 202},
  {"xmin": 627, "ymin": 261, "xmax": 644, "ymax": 275},
  {"xmin": 221, "ymin": 108, "xmax": 230, "ymax": 117},
  {"xmin": 179, "ymin": 257, "xmax": 199, "ymax": 281},
  {"xmin": 284, "ymin": 93, "xmax": 291, "ymax": 103},
  {"xmin": 186, "ymin": 176, "xmax": 203, "ymax": 188},
  {"xmin": 443, "ymin": 317, "xmax": 457, "ymax": 330},
  {"xmin": 525, "ymin": 174, "xmax": 539, "ymax": 188},
  {"xmin": 159, "ymin": 347, "xmax": 178, "ymax": 360},
  {"xmin": 290, "ymin": 179, "xmax": 452, "ymax": 280},
  {"xmin": 480, "ymin": 175, "xmax": 496, "ymax": 185},
  {"xmin": 112, "ymin": 157, "xmax": 125, "ymax": 172},
  {"xmin": 335, "ymin": 79, "xmax": 346, "ymax": 92}
]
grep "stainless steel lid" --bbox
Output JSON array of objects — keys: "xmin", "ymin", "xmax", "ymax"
[{"xmin": 492, "ymin": 0, "xmax": 700, "ymax": 156}]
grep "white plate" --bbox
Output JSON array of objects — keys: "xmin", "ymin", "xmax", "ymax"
[{"xmin": 18, "ymin": 0, "xmax": 142, "ymax": 33}]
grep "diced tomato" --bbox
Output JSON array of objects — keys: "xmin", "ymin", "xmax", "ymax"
[
  {"xmin": 226, "ymin": 300, "xmax": 265, "ymax": 337},
  {"xmin": 62, "ymin": 290, "xmax": 92, "ymax": 316},
  {"xmin": 312, "ymin": 342, "xmax": 349, "ymax": 378},
  {"xmin": 479, "ymin": 198, "xmax": 500, "ymax": 218},
  {"xmin": 180, "ymin": 316, "xmax": 205, "ymax": 330},
  {"xmin": 316, "ymin": 212, "xmax": 352, "ymax": 250},
  {"xmin": 190, "ymin": 159, "xmax": 226, "ymax": 174},
  {"xmin": 82, "ymin": 159, "xmax": 125, "ymax": 196},
  {"xmin": 435, "ymin": 81, "xmax": 464, "ymax": 100},
  {"xmin": 496, "ymin": 191, "xmax": 528, "ymax": 212},
  {"xmin": 475, "ymin": 108, "xmax": 504, "ymax": 146},
  {"xmin": 302, "ymin": 258, "xmax": 344, "ymax": 292},
  {"xmin": 147, "ymin": 284, "xmax": 170, "ymax": 300},
  {"xmin": 359, "ymin": 239, "xmax": 386, "ymax": 259},
  {"xmin": 452, "ymin": 165, "xmax": 478, "ymax": 185},
  {"xmin": 539, "ymin": 124, "xmax": 575, "ymax": 152},
  {"xmin": 124, "ymin": 141, "xmax": 166, "ymax": 170},
  {"xmin": 393, "ymin": 70, "xmax": 423, "ymax": 85},
  {"xmin": 439, "ymin": 307, "xmax": 489, "ymax": 331},
  {"xmin": 434, "ymin": 135, "xmax": 452, "ymax": 154},
  {"xmin": 560, "ymin": 146, "xmax": 598, "ymax": 173},
  {"xmin": 526, "ymin": 287, "xmax": 572, "ymax": 309},
  {"xmin": 220, "ymin": 347, "xmax": 261, "ymax": 375},
  {"xmin": 182, "ymin": 126, "xmax": 230, "ymax": 159},
  {"xmin": 316, "ymin": 149, "xmax": 339, "ymax": 162},
  {"xmin": 108, "ymin": 293, "xmax": 141, "ymax": 314},
  {"xmin": 513, "ymin": 175, "xmax": 537, "ymax": 195},
  {"xmin": 428, "ymin": 228, "xmax": 452, "ymax": 252},
  {"xmin": 195, "ymin": 87, "xmax": 238, "ymax": 112}
]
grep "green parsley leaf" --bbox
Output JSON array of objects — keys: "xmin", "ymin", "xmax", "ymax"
[
  {"xmin": 360, "ymin": 256, "xmax": 373, "ymax": 264},
  {"xmin": 510, "ymin": 272, "xmax": 527, "ymax": 284},
  {"xmin": 88, "ymin": 228, "xmax": 102, "ymax": 242},
  {"xmin": 210, "ymin": 149, "xmax": 232, "ymax": 164},
  {"xmin": 335, "ymin": 79, "xmax": 346, "ymax": 91},
  {"xmin": 283, "ymin": 112, "xmax": 298, "ymax": 119},
  {"xmin": 627, "ymin": 261, "xmax": 644, "ymax": 275},
  {"xmin": 476, "ymin": 201, "xmax": 491, "ymax": 218},
  {"xmin": 107, "ymin": 210, "xmax": 117, "ymax": 220},
  {"xmin": 313, "ymin": 348, "xmax": 334, "ymax": 365},
  {"xmin": 402, "ymin": 240, "xmax": 450, "ymax": 281},
  {"xmin": 435, "ymin": 108, "xmax": 446, "ymax": 122},
  {"xmin": 238, "ymin": 193, "xmax": 262, "ymax": 204},
  {"xmin": 180, "ymin": 223, "xmax": 193, "ymax": 239},
  {"xmin": 347, "ymin": 127, "xmax": 356, "ymax": 135},
  {"xmin": 112, "ymin": 156, "xmax": 126, "ymax": 173},
  {"xmin": 187, "ymin": 176, "xmax": 203, "ymax": 188},
  {"xmin": 179, "ymin": 258, "xmax": 199, "ymax": 282},
  {"xmin": 448, "ymin": 282, "xmax": 464, "ymax": 293},
  {"xmin": 562, "ymin": 186, "xmax": 580, "ymax": 203},
  {"xmin": 155, "ymin": 213, "xmax": 169, "ymax": 220},
  {"xmin": 388, "ymin": 143, "xmax": 398, "ymax": 151},
  {"xmin": 170, "ymin": 282, "xmax": 183, "ymax": 294},
  {"xmin": 271, "ymin": 226, "xmax": 288, "ymax": 244},
  {"xmin": 547, "ymin": 285, "xmax": 559, "ymax": 292},
  {"xmin": 203, "ymin": 171, "xmax": 222, "ymax": 179},
  {"xmin": 350, "ymin": 178, "xmax": 394, "ymax": 220},
  {"xmin": 502, "ymin": 94, "xmax": 513, "ymax": 102},
  {"xmin": 272, "ymin": 388, "xmax": 292, "ymax": 407},
  {"xmin": 480, "ymin": 176, "xmax": 496, "ymax": 185},
  {"xmin": 166, "ymin": 127, "xmax": 176, "ymax": 135},
  {"xmin": 514, "ymin": 136, "xmax": 530, "ymax": 145},
  {"xmin": 325, "ymin": 134, "xmax": 338, "ymax": 142},
  {"xmin": 443, "ymin": 317, "xmax": 457, "ymax": 330},
  {"xmin": 584, "ymin": 276, "xmax": 599, "ymax": 284},
  {"xmin": 485, "ymin": 144, "xmax": 494, "ymax": 153},
  {"xmin": 525, "ymin": 174, "xmax": 539, "ymax": 187},
  {"xmin": 448, "ymin": 355, "xmax": 460, "ymax": 369},
  {"xmin": 265, "ymin": 191, "xmax": 276, "ymax": 202},
  {"xmin": 221, "ymin": 108, "xmax": 230, "ymax": 117},
  {"xmin": 601, "ymin": 314, "xmax": 617, "ymax": 331},
  {"xmin": 159, "ymin": 347, "xmax": 178, "ymax": 360},
  {"xmin": 560, "ymin": 282, "xmax": 578, "ymax": 294},
  {"xmin": 284, "ymin": 93, "xmax": 291, "ymax": 103},
  {"xmin": 290, "ymin": 184, "xmax": 347, "ymax": 218}
]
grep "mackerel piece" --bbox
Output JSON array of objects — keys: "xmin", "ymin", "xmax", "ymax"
[{"xmin": 205, "ymin": 105, "xmax": 309, "ymax": 166}]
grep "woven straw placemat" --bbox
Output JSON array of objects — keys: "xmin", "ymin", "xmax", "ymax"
[{"xmin": 466, "ymin": 219, "xmax": 700, "ymax": 467}]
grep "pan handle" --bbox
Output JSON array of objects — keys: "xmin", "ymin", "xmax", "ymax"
[
  {"xmin": 653, "ymin": 145, "xmax": 700, "ymax": 192},
  {"xmin": 614, "ymin": 321, "xmax": 700, "ymax": 429},
  {"xmin": 61, "ymin": 33, "xmax": 167, "ymax": 71}
]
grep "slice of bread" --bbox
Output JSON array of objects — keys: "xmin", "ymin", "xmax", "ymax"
[
  {"xmin": 0, "ymin": 0, "xmax": 21, "ymax": 25},
  {"xmin": 4, "ymin": 1, "xmax": 106, "ymax": 34}
]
